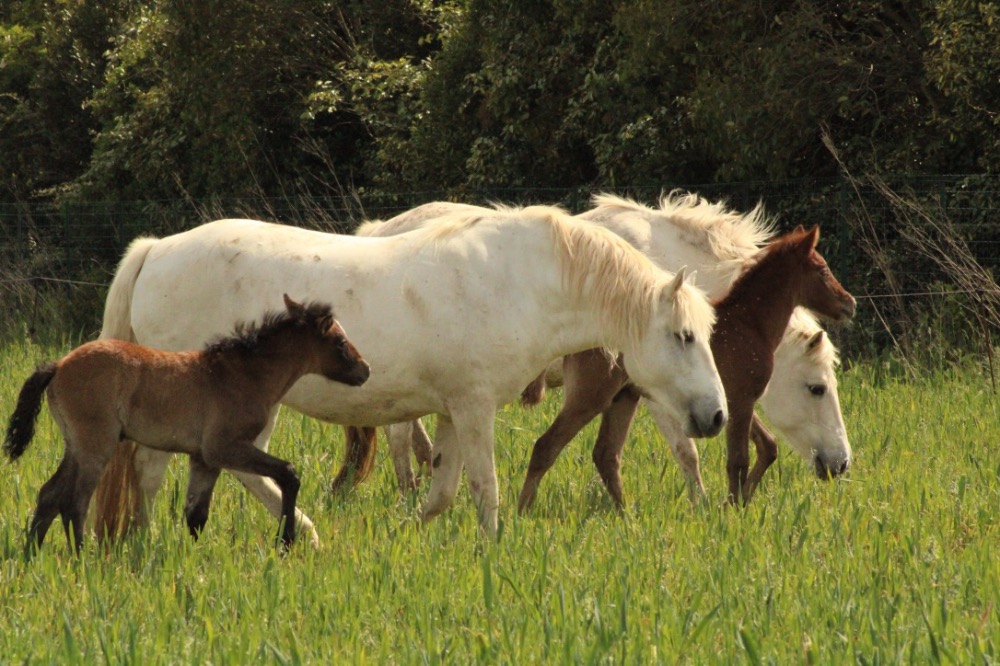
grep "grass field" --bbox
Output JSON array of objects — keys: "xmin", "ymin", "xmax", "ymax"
[{"xmin": 0, "ymin": 338, "xmax": 997, "ymax": 664}]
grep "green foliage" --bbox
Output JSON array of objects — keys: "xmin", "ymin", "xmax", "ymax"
[
  {"xmin": 0, "ymin": 343, "xmax": 997, "ymax": 662},
  {"xmin": 3, "ymin": 0, "xmax": 1000, "ymax": 202}
]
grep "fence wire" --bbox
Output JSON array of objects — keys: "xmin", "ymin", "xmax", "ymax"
[{"xmin": 2, "ymin": 175, "xmax": 999, "ymax": 357}]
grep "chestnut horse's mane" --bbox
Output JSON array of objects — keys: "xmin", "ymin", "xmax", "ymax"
[{"xmin": 203, "ymin": 301, "xmax": 333, "ymax": 357}]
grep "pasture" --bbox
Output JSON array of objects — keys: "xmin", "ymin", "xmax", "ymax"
[{"xmin": 0, "ymin": 338, "xmax": 997, "ymax": 664}]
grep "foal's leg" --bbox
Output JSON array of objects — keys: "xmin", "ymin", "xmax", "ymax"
[
  {"xmin": 743, "ymin": 414, "xmax": 779, "ymax": 502},
  {"xmin": 210, "ymin": 442, "xmax": 301, "ymax": 546},
  {"xmin": 65, "ymin": 456, "xmax": 111, "ymax": 552},
  {"xmin": 644, "ymin": 400, "xmax": 707, "ymax": 502},
  {"xmin": 420, "ymin": 415, "xmax": 463, "ymax": 522},
  {"xmin": 228, "ymin": 406, "xmax": 321, "ymax": 547},
  {"xmin": 27, "ymin": 455, "xmax": 78, "ymax": 551},
  {"xmin": 590, "ymin": 386, "xmax": 641, "ymax": 510},
  {"xmin": 518, "ymin": 351, "xmax": 626, "ymax": 514},
  {"xmin": 184, "ymin": 455, "xmax": 221, "ymax": 538}
]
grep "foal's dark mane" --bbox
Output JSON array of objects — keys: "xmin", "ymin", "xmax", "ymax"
[
  {"xmin": 203, "ymin": 301, "xmax": 334, "ymax": 357},
  {"xmin": 717, "ymin": 227, "xmax": 814, "ymax": 306}
]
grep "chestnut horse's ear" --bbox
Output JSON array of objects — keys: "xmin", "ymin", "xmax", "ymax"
[
  {"xmin": 807, "ymin": 330, "xmax": 825, "ymax": 352},
  {"xmin": 283, "ymin": 293, "xmax": 306, "ymax": 317},
  {"xmin": 804, "ymin": 225, "xmax": 820, "ymax": 249}
]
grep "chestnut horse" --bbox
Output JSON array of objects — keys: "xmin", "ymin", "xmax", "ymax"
[{"xmin": 4, "ymin": 296, "xmax": 369, "ymax": 552}]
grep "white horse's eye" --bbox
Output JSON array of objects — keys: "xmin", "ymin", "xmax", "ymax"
[{"xmin": 808, "ymin": 384, "xmax": 827, "ymax": 397}]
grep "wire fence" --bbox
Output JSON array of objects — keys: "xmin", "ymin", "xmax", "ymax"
[{"xmin": 2, "ymin": 175, "xmax": 999, "ymax": 358}]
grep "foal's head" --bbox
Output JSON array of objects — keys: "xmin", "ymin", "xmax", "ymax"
[
  {"xmin": 282, "ymin": 294, "xmax": 370, "ymax": 386},
  {"xmin": 774, "ymin": 226, "xmax": 856, "ymax": 322}
]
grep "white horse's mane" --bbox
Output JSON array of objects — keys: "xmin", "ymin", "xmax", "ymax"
[
  {"xmin": 387, "ymin": 204, "xmax": 716, "ymax": 350},
  {"xmin": 781, "ymin": 309, "xmax": 841, "ymax": 367},
  {"xmin": 590, "ymin": 191, "xmax": 776, "ymax": 262}
]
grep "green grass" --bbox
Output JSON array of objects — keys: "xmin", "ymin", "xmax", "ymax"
[{"xmin": 0, "ymin": 339, "xmax": 997, "ymax": 664}]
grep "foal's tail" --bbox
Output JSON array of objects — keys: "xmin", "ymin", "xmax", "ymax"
[
  {"xmin": 91, "ymin": 236, "xmax": 158, "ymax": 542},
  {"xmin": 4, "ymin": 362, "xmax": 57, "ymax": 460},
  {"xmin": 330, "ymin": 426, "xmax": 379, "ymax": 491}
]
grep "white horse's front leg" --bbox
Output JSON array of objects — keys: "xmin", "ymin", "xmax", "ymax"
[
  {"xmin": 229, "ymin": 405, "xmax": 321, "ymax": 548},
  {"xmin": 420, "ymin": 415, "xmax": 463, "ymax": 522},
  {"xmin": 644, "ymin": 400, "xmax": 707, "ymax": 502},
  {"xmin": 452, "ymin": 403, "xmax": 499, "ymax": 536}
]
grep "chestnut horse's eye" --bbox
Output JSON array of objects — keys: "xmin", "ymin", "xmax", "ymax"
[{"xmin": 808, "ymin": 384, "xmax": 827, "ymax": 397}]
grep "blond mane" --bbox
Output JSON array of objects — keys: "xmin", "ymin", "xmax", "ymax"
[
  {"xmin": 781, "ymin": 308, "xmax": 841, "ymax": 367},
  {"xmin": 420, "ymin": 205, "xmax": 715, "ymax": 349},
  {"xmin": 590, "ymin": 191, "xmax": 776, "ymax": 262}
]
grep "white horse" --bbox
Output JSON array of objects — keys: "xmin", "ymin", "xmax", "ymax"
[
  {"xmin": 357, "ymin": 193, "xmax": 851, "ymax": 498},
  {"xmin": 91, "ymin": 206, "xmax": 726, "ymax": 542}
]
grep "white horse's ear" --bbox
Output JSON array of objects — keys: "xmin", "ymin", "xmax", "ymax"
[
  {"xmin": 665, "ymin": 266, "xmax": 688, "ymax": 299},
  {"xmin": 283, "ymin": 293, "xmax": 305, "ymax": 317},
  {"xmin": 807, "ymin": 330, "xmax": 825, "ymax": 351}
]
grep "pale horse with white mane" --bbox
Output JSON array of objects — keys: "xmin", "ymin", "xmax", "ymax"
[
  {"xmin": 358, "ymin": 194, "xmax": 851, "ymax": 497},
  {"xmin": 92, "ymin": 206, "xmax": 726, "ymax": 543}
]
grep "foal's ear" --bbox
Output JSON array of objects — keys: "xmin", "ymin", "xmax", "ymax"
[{"xmin": 283, "ymin": 293, "xmax": 306, "ymax": 318}]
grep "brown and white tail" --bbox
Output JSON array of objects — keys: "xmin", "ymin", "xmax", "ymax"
[{"xmin": 92, "ymin": 236, "xmax": 158, "ymax": 542}]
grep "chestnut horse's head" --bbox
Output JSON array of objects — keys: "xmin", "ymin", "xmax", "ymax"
[
  {"xmin": 282, "ymin": 294, "xmax": 370, "ymax": 387},
  {"xmin": 788, "ymin": 226, "xmax": 856, "ymax": 322}
]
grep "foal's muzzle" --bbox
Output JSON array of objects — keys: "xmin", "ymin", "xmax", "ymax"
[{"xmin": 338, "ymin": 362, "xmax": 371, "ymax": 387}]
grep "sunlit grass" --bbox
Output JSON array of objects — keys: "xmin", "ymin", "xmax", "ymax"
[{"xmin": 0, "ymin": 339, "xmax": 997, "ymax": 663}]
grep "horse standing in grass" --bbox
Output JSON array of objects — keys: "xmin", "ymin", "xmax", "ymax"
[
  {"xmin": 520, "ymin": 224, "xmax": 855, "ymax": 509},
  {"xmin": 340, "ymin": 195, "xmax": 855, "ymax": 508},
  {"xmin": 89, "ymin": 207, "xmax": 727, "ymax": 542},
  {"xmin": 4, "ymin": 295, "xmax": 369, "ymax": 552}
]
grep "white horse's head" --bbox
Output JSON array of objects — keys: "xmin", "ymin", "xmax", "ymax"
[
  {"xmin": 758, "ymin": 310, "xmax": 851, "ymax": 478},
  {"xmin": 624, "ymin": 268, "xmax": 727, "ymax": 438}
]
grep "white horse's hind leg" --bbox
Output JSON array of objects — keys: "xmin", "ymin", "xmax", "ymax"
[
  {"xmin": 133, "ymin": 446, "xmax": 174, "ymax": 526},
  {"xmin": 644, "ymin": 400, "xmax": 707, "ymax": 502},
  {"xmin": 387, "ymin": 422, "xmax": 418, "ymax": 492},
  {"xmin": 420, "ymin": 415, "xmax": 463, "ymax": 522},
  {"xmin": 229, "ymin": 405, "xmax": 321, "ymax": 548}
]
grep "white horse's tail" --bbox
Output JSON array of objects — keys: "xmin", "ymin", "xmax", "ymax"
[
  {"xmin": 94, "ymin": 236, "xmax": 158, "ymax": 543},
  {"xmin": 99, "ymin": 237, "xmax": 158, "ymax": 341}
]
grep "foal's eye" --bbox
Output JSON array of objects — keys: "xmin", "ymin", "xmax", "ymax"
[
  {"xmin": 808, "ymin": 384, "xmax": 827, "ymax": 397},
  {"xmin": 674, "ymin": 330, "xmax": 695, "ymax": 345}
]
